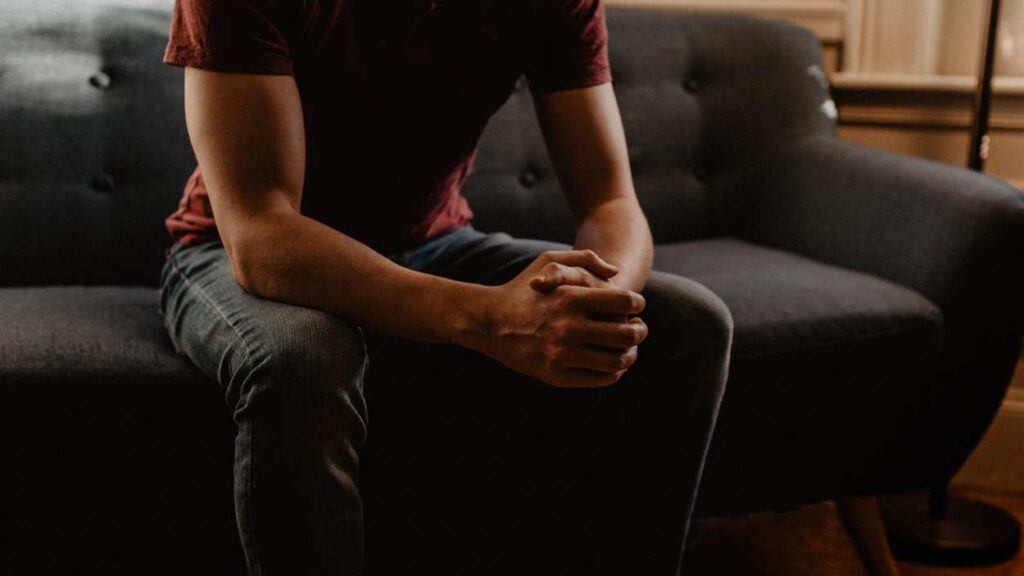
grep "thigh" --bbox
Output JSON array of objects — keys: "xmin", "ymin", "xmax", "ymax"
[
  {"xmin": 371, "ymin": 232, "xmax": 734, "ymax": 575},
  {"xmin": 159, "ymin": 242, "xmax": 368, "ymax": 412},
  {"xmin": 416, "ymin": 230, "xmax": 569, "ymax": 285}
]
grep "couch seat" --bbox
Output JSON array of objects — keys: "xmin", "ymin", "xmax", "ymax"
[{"xmin": 655, "ymin": 238, "xmax": 945, "ymax": 515}]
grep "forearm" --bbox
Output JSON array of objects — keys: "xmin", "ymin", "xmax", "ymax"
[
  {"xmin": 228, "ymin": 211, "xmax": 489, "ymax": 345},
  {"xmin": 574, "ymin": 196, "xmax": 653, "ymax": 292}
]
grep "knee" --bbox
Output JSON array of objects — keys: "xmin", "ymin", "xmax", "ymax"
[
  {"xmin": 643, "ymin": 271, "xmax": 733, "ymax": 363},
  {"xmin": 234, "ymin": 307, "xmax": 368, "ymax": 427},
  {"xmin": 262, "ymin": 309, "xmax": 366, "ymax": 384}
]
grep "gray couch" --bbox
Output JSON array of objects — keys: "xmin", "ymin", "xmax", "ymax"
[{"xmin": 3, "ymin": 1, "xmax": 1023, "ymax": 574}]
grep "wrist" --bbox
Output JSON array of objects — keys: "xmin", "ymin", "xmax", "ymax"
[{"xmin": 447, "ymin": 282, "xmax": 499, "ymax": 351}]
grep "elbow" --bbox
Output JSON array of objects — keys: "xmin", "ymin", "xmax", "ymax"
[
  {"xmin": 231, "ymin": 258, "xmax": 262, "ymax": 296},
  {"xmin": 221, "ymin": 209, "xmax": 301, "ymax": 298},
  {"xmin": 225, "ymin": 234, "xmax": 275, "ymax": 298}
]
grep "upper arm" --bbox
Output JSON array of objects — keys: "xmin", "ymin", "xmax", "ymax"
[
  {"xmin": 525, "ymin": 0, "xmax": 633, "ymax": 215},
  {"xmin": 534, "ymin": 83, "xmax": 636, "ymax": 216},
  {"xmin": 183, "ymin": 67, "xmax": 306, "ymax": 252},
  {"xmin": 168, "ymin": 0, "xmax": 305, "ymax": 255}
]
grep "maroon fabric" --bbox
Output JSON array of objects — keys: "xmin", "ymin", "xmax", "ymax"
[{"xmin": 164, "ymin": 0, "xmax": 611, "ymax": 252}]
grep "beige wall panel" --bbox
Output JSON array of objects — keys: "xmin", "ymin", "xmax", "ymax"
[
  {"xmin": 858, "ymin": 0, "xmax": 944, "ymax": 75},
  {"xmin": 838, "ymin": 125, "xmax": 969, "ymax": 164},
  {"xmin": 987, "ymin": 130, "xmax": 1024, "ymax": 189},
  {"xmin": 821, "ymin": 44, "xmax": 841, "ymax": 75},
  {"xmin": 607, "ymin": 0, "xmax": 846, "ymax": 41},
  {"xmin": 939, "ymin": 0, "xmax": 984, "ymax": 77},
  {"xmin": 837, "ymin": 125, "xmax": 1024, "ymax": 189},
  {"xmin": 953, "ymin": 387, "xmax": 1024, "ymax": 495}
]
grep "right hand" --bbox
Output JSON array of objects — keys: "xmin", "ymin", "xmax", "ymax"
[{"xmin": 466, "ymin": 250, "xmax": 649, "ymax": 388}]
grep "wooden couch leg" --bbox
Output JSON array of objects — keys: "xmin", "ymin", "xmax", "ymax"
[{"xmin": 837, "ymin": 496, "xmax": 901, "ymax": 576}]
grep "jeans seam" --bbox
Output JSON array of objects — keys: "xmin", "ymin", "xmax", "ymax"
[
  {"xmin": 167, "ymin": 254, "xmax": 260, "ymax": 369},
  {"xmin": 166, "ymin": 253, "xmax": 266, "ymax": 576}
]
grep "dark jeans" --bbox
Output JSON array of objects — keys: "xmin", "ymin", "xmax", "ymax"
[{"xmin": 159, "ymin": 227, "xmax": 731, "ymax": 576}]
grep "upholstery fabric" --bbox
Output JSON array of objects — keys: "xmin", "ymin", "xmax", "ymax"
[
  {"xmin": 0, "ymin": 286, "xmax": 192, "ymax": 380},
  {"xmin": 0, "ymin": 287, "xmax": 242, "ymax": 574},
  {"xmin": 651, "ymin": 239, "xmax": 947, "ymax": 514},
  {"xmin": 653, "ymin": 238, "xmax": 943, "ymax": 359},
  {"xmin": 466, "ymin": 11, "xmax": 834, "ymax": 245},
  {"xmin": 0, "ymin": 1, "xmax": 193, "ymax": 286},
  {"xmin": 742, "ymin": 133, "xmax": 1024, "ymax": 485}
]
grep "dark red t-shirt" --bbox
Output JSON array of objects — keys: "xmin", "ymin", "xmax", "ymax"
[{"xmin": 164, "ymin": 0, "xmax": 611, "ymax": 253}]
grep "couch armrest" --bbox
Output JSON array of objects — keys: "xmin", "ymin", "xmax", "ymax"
[
  {"xmin": 742, "ymin": 134, "xmax": 1024, "ymax": 479},
  {"xmin": 746, "ymin": 134, "xmax": 1024, "ymax": 334}
]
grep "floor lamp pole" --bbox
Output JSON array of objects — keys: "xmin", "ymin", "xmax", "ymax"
[
  {"xmin": 881, "ymin": 0, "xmax": 1022, "ymax": 565},
  {"xmin": 968, "ymin": 0, "xmax": 1002, "ymax": 170}
]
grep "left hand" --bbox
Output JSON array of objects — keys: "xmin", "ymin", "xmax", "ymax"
[
  {"xmin": 528, "ymin": 254, "xmax": 638, "ymax": 327},
  {"xmin": 529, "ymin": 259, "xmax": 619, "ymax": 292}
]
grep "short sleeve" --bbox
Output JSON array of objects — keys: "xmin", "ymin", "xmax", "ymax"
[
  {"xmin": 525, "ymin": 0, "xmax": 611, "ymax": 94},
  {"xmin": 163, "ymin": 0, "xmax": 295, "ymax": 76}
]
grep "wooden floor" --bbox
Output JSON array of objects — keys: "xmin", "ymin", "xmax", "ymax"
[{"xmin": 682, "ymin": 491, "xmax": 1024, "ymax": 575}]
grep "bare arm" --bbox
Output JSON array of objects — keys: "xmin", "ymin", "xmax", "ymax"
[
  {"xmin": 184, "ymin": 68, "xmax": 646, "ymax": 387},
  {"xmin": 184, "ymin": 68, "xmax": 487, "ymax": 345},
  {"xmin": 533, "ymin": 83, "xmax": 654, "ymax": 293}
]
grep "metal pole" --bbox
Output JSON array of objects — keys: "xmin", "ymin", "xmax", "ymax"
[{"xmin": 968, "ymin": 0, "xmax": 1003, "ymax": 171}]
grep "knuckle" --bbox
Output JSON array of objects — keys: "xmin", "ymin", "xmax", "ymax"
[
  {"xmin": 546, "ymin": 342, "xmax": 566, "ymax": 363},
  {"xmin": 555, "ymin": 288, "xmax": 575, "ymax": 305},
  {"xmin": 553, "ymin": 318, "xmax": 574, "ymax": 338},
  {"xmin": 556, "ymin": 286, "xmax": 579, "ymax": 305},
  {"xmin": 549, "ymin": 320, "xmax": 570, "ymax": 342}
]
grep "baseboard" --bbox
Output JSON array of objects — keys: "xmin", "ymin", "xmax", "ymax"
[{"xmin": 953, "ymin": 386, "xmax": 1024, "ymax": 496}]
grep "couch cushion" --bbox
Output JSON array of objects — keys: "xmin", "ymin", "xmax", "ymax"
[
  {"xmin": 0, "ymin": 286, "xmax": 196, "ymax": 381},
  {"xmin": 654, "ymin": 237, "xmax": 943, "ymax": 359},
  {"xmin": 0, "ymin": 286, "xmax": 243, "ymax": 574},
  {"xmin": 655, "ymin": 238, "xmax": 946, "ymax": 514}
]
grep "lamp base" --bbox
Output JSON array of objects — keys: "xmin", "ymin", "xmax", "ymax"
[{"xmin": 880, "ymin": 492, "xmax": 1021, "ymax": 566}]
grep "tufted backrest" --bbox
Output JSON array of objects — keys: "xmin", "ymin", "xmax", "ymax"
[
  {"xmin": 465, "ymin": 9, "xmax": 836, "ymax": 245},
  {"xmin": 0, "ymin": 2, "xmax": 834, "ymax": 287},
  {"xmin": 0, "ymin": 0, "xmax": 194, "ymax": 287}
]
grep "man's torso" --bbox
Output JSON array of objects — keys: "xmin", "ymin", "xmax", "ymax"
[{"xmin": 164, "ymin": 0, "xmax": 609, "ymax": 252}]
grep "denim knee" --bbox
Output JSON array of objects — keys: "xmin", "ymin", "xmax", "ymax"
[
  {"xmin": 644, "ymin": 270, "xmax": 734, "ymax": 364},
  {"xmin": 231, "ymin": 306, "xmax": 369, "ymax": 442}
]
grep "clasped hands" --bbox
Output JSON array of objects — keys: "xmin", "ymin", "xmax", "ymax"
[{"xmin": 475, "ymin": 250, "xmax": 648, "ymax": 389}]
